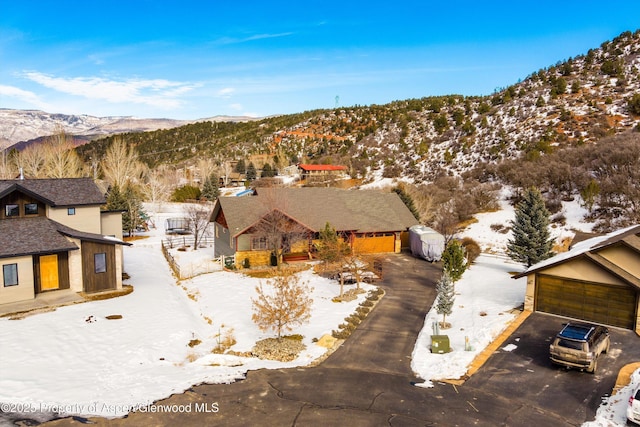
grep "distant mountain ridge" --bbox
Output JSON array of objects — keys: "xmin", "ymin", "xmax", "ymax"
[{"xmin": 0, "ymin": 108, "xmax": 259, "ymax": 149}]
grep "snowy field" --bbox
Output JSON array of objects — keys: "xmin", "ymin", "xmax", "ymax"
[
  {"xmin": 0, "ymin": 202, "xmax": 373, "ymax": 420},
  {"xmin": 0, "ymin": 193, "xmax": 636, "ymax": 425}
]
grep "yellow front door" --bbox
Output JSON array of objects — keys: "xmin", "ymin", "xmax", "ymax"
[{"xmin": 40, "ymin": 254, "xmax": 59, "ymax": 291}]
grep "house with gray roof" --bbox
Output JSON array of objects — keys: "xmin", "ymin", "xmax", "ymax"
[
  {"xmin": 211, "ymin": 187, "xmax": 419, "ymax": 267},
  {"xmin": 0, "ymin": 178, "xmax": 129, "ymax": 305}
]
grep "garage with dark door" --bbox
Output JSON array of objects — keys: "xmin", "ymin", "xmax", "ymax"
[
  {"xmin": 516, "ymin": 225, "xmax": 640, "ymax": 333},
  {"xmin": 535, "ymin": 274, "xmax": 636, "ymax": 329}
]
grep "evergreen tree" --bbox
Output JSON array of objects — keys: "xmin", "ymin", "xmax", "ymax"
[
  {"xmin": 315, "ymin": 222, "xmax": 351, "ymax": 297},
  {"xmin": 171, "ymin": 184, "xmax": 201, "ymax": 202},
  {"xmin": 106, "ymin": 183, "xmax": 146, "ymax": 237},
  {"xmin": 435, "ymin": 272, "xmax": 455, "ymax": 327},
  {"xmin": 246, "ymin": 162, "xmax": 257, "ymax": 182},
  {"xmin": 122, "ymin": 184, "xmax": 146, "ymax": 237},
  {"xmin": 507, "ymin": 187, "xmax": 554, "ymax": 267},
  {"xmin": 442, "ymin": 240, "xmax": 467, "ymax": 282},
  {"xmin": 393, "ymin": 185, "xmax": 420, "ymax": 221},
  {"xmin": 105, "ymin": 183, "xmax": 127, "ymax": 212},
  {"xmin": 201, "ymin": 173, "xmax": 220, "ymax": 201},
  {"xmin": 235, "ymin": 159, "xmax": 246, "ymax": 174},
  {"xmin": 261, "ymin": 163, "xmax": 275, "ymax": 178}
]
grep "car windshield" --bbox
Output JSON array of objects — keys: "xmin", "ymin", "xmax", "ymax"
[{"xmin": 557, "ymin": 338, "xmax": 584, "ymax": 350}]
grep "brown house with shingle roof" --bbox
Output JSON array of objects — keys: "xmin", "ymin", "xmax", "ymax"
[
  {"xmin": 514, "ymin": 224, "xmax": 640, "ymax": 333},
  {"xmin": 0, "ymin": 178, "xmax": 129, "ymax": 305},
  {"xmin": 211, "ymin": 187, "xmax": 419, "ymax": 267}
]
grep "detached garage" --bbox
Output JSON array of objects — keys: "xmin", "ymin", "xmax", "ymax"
[{"xmin": 515, "ymin": 225, "xmax": 640, "ymax": 333}]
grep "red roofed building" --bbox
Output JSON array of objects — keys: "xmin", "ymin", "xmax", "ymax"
[{"xmin": 297, "ymin": 164, "xmax": 347, "ymax": 185}]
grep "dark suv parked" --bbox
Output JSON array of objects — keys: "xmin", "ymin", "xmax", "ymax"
[{"xmin": 549, "ymin": 322, "xmax": 610, "ymax": 374}]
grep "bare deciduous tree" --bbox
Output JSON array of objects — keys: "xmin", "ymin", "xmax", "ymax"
[
  {"xmin": 251, "ymin": 269, "xmax": 313, "ymax": 339},
  {"xmin": 220, "ymin": 161, "xmax": 233, "ymax": 187},
  {"xmin": 183, "ymin": 201, "xmax": 214, "ymax": 251},
  {"xmin": 101, "ymin": 137, "xmax": 145, "ymax": 189},
  {"xmin": 42, "ymin": 131, "xmax": 85, "ymax": 178},
  {"xmin": 250, "ymin": 189, "xmax": 311, "ymax": 268},
  {"xmin": 13, "ymin": 129, "xmax": 85, "ymax": 178},
  {"xmin": 142, "ymin": 166, "xmax": 170, "ymax": 210},
  {"xmin": 0, "ymin": 150, "xmax": 14, "ymax": 179},
  {"xmin": 15, "ymin": 143, "xmax": 47, "ymax": 178}
]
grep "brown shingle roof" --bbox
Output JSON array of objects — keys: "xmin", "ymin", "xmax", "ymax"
[
  {"xmin": 0, "ymin": 178, "xmax": 106, "ymax": 206},
  {"xmin": 0, "ymin": 216, "xmax": 129, "ymax": 259},
  {"xmin": 0, "ymin": 217, "xmax": 79, "ymax": 258},
  {"xmin": 215, "ymin": 187, "xmax": 419, "ymax": 237}
]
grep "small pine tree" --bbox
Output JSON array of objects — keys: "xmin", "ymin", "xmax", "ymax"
[
  {"xmin": 316, "ymin": 222, "xmax": 351, "ymax": 264},
  {"xmin": 261, "ymin": 163, "xmax": 275, "ymax": 178},
  {"xmin": 442, "ymin": 240, "xmax": 467, "ymax": 282},
  {"xmin": 246, "ymin": 162, "xmax": 257, "ymax": 182},
  {"xmin": 435, "ymin": 272, "xmax": 455, "ymax": 328},
  {"xmin": 235, "ymin": 159, "xmax": 246, "ymax": 174},
  {"xmin": 315, "ymin": 222, "xmax": 351, "ymax": 297},
  {"xmin": 106, "ymin": 183, "xmax": 146, "ymax": 237},
  {"xmin": 201, "ymin": 173, "xmax": 220, "ymax": 201},
  {"xmin": 507, "ymin": 187, "xmax": 554, "ymax": 267},
  {"xmin": 122, "ymin": 184, "xmax": 145, "ymax": 237},
  {"xmin": 105, "ymin": 183, "xmax": 127, "ymax": 212},
  {"xmin": 251, "ymin": 270, "xmax": 313, "ymax": 339}
]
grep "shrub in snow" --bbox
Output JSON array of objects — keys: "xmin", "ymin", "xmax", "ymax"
[{"xmin": 251, "ymin": 269, "xmax": 313, "ymax": 339}]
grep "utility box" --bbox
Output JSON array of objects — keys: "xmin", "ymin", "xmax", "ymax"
[{"xmin": 431, "ymin": 335, "xmax": 450, "ymax": 354}]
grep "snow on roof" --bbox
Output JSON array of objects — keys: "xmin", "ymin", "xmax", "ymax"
[{"xmin": 518, "ymin": 224, "xmax": 640, "ymax": 276}]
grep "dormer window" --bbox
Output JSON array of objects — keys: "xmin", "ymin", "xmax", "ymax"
[
  {"xmin": 67, "ymin": 207, "xmax": 76, "ymax": 215},
  {"xmin": 5, "ymin": 204, "xmax": 19, "ymax": 217},
  {"xmin": 24, "ymin": 203, "xmax": 38, "ymax": 215}
]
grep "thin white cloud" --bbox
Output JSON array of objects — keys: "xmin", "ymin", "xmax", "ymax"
[
  {"xmin": 217, "ymin": 87, "xmax": 235, "ymax": 98},
  {"xmin": 22, "ymin": 71, "xmax": 196, "ymax": 109},
  {"xmin": 214, "ymin": 32, "xmax": 293, "ymax": 45},
  {"xmin": 0, "ymin": 84, "xmax": 50, "ymax": 109},
  {"xmin": 229, "ymin": 103, "xmax": 242, "ymax": 111}
]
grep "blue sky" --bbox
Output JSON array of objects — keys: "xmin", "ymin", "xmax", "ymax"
[{"xmin": 1, "ymin": 1, "xmax": 639, "ymax": 120}]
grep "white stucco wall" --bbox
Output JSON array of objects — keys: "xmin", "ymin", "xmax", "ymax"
[
  {"xmin": 47, "ymin": 206, "xmax": 102, "ymax": 234},
  {"xmin": 0, "ymin": 256, "xmax": 35, "ymax": 304}
]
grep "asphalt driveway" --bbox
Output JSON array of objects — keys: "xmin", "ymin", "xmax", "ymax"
[
  {"xmin": 36, "ymin": 253, "xmax": 640, "ymax": 426},
  {"xmin": 467, "ymin": 311, "xmax": 640, "ymax": 424}
]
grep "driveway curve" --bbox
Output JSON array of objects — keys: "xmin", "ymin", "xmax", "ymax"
[{"xmin": 43, "ymin": 253, "xmax": 597, "ymax": 426}]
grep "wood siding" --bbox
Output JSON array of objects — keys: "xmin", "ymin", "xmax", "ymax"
[
  {"xmin": 0, "ymin": 192, "xmax": 46, "ymax": 219},
  {"xmin": 81, "ymin": 241, "xmax": 117, "ymax": 293},
  {"xmin": 535, "ymin": 274, "xmax": 637, "ymax": 329},
  {"xmin": 33, "ymin": 252, "xmax": 70, "ymax": 294},
  {"xmin": 352, "ymin": 233, "xmax": 396, "ymax": 253}
]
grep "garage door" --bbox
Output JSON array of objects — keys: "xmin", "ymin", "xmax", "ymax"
[
  {"xmin": 353, "ymin": 234, "xmax": 395, "ymax": 253},
  {"xmin": 536, "ymin": 275, "xmax": 637, "ymax": 329}
]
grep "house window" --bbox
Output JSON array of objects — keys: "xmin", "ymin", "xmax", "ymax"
[
  {"xmin": 24, "ymin": 203, "xmax": 38, "ymax": 215},
  {"xmin": 251, "ymin": 236, "xmax": 268, "ymax": 250},
  {"xmin": 5, "ymin": 204, "xmax": 19, "ymax": 217},
  {"xmin": 94, "ymin": 253, "xmax": 107, "ymax": 273},
  {"xmin": 67, "ymin": 207, "xmax": 76, "ymax": 215},
  {"xmin": 3, "ymin": 264, "xmax": 18, "ymax": 287}
]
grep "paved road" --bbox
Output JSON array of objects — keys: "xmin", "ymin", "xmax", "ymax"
[{"xmin": 39, "ymin": 253, "xmax": 632, "ymax": 426}]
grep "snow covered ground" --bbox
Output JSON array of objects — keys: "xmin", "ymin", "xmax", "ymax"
[
  {"xmin": 0, "ymin": 194, "xmax": 635, "ymax": 425},
  {"xmin": 0, "ymin": 202, "xmax": 373, "ymax": 420}
]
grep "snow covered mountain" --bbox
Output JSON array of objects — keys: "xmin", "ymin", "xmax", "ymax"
[{"xmin": 0, "ymin": 109, "xmax": 256, "ymax": 149}]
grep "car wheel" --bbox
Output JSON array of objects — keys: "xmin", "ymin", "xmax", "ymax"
[{"xmin": 588, "ymin": 358, "xmax": 598, "ymax": 374}]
